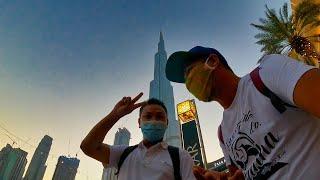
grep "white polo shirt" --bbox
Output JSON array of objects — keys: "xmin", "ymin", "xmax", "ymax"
[{"xmin": 105, "ymin": 141, "xmax": 196, "ymax": 180}]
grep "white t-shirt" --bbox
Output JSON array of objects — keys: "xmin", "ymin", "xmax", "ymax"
[
  {"xmin": 220, "ymin": 54, "xmax": 320, "ymax": 180},
  {"xmin": 106, "ymin": 141, "xmax": 196, "ymax": 180}
]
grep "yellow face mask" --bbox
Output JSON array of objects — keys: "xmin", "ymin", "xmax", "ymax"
[{"xmin": 185, "ymin": 59, "xmax": 215, "ymax": 102}]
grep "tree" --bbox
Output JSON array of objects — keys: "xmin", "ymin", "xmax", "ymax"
[{"xmin": 251, "ymin": 0, "xmax": 320, "ymax": 67}]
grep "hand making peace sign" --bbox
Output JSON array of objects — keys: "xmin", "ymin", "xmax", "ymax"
[{"xmin": 111, "ymin": 92, "xmax": 146, "ymax": 119}]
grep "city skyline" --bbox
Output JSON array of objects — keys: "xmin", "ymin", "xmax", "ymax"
[
  {"xmin": 0, "ymin": 135, "xmax": 80, "ymax": 180},
  {"xmin": 0, "ymin": 0, "xmax": 289, "ymax": 179}
]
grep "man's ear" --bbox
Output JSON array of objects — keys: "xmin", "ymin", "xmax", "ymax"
[{"xmin": 206, "ymin": 54, "xmax": 220, "ymax": 69}]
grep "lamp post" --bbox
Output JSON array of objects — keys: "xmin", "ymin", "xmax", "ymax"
[{"xmin": 177, "ymin": 99, "xmax": 208, "ymax": 169}]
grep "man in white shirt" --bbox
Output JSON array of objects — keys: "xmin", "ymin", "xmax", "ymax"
[
  {"xmin": 80, "ymin": 95, "xmax": 196, "ymax": 180},
  {"xmin": 165, "ymin": 46, "xmax": 320, "ymax": 180}
]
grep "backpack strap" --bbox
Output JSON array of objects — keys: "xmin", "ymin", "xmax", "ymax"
[
  {"xmin": 168, "ymin": 145, "xmax": 182, "ymax": 180},
  {"xmin": 250, "ymin": 67, "xmax": 296, "ymax": 114},
  {"xmin": 115, "ymin": 145, "xmax": 138, "ymax": 175}
]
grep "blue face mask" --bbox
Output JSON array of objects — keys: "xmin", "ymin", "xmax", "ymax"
[{"xmin": 141, "ymin": 121, "xmax": 167, "ymax": 143}]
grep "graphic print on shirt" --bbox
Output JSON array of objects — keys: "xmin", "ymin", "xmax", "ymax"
[{"xmin": 225, "ymin": 110, "xmax": 288, "ymax": 180}]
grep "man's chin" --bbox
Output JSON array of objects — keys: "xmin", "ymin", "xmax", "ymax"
[{"xmin": 199, "ymin": 96, "xmax": 215, "ymax": 102}]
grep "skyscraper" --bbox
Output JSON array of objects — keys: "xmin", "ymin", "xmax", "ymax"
[
  {"xmin": 149, "ymin": 32, "xmax": 181, "ymax": 147},
  {"xmin": 0, "ymin": 144, "xmax": 28, "ymax": 180},
  {"xmin": 24, "ymin": 135, "xmax": 52, "ymax": 180},
  {"xmin": 114, "ymin": 127, "xmax": 131, "ymax": 145},
  {"xmin": 52, "ymin": 156, "xmax": 80, "ymax": 180},
  {"xmin": 102, "ymin": 128, "xmax": 131, "ymax": 180}
]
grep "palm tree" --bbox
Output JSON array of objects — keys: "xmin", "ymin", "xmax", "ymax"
[{"xmin": 251, "ymin": 0, "xmax": 320, "ymax": 67}]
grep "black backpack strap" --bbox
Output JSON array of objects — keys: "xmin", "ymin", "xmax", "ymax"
[
  {"xmin": 168, "ymin": 145, "xmax": 182, "ymax": 180},
  {"xmin": 115, "ymin": 145, "xmax": 138, "ymax": 175},
  {"xmin": 250, "ymin": 67, "xmax": 296, "ymax": 114}
]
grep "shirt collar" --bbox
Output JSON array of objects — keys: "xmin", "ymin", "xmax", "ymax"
[{"xmin": 138, "ymin": 141, "xmax": 168, "ymax": 150}]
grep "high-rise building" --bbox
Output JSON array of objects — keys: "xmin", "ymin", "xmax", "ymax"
[
  {"xmin": 52, "ymin": 156, "xmax": 80, "ymax": 180},
  {"xmin": 24, "ymin": 135, "xmax": 52, "ymax": 180},
  {"xmin": 0, "ymin": 144, "xmax": 28, "ymax": 180},
  {"xmin": 114, "ymin": 128, "xmax": 131, "ymax": 146},
  {"xmin": 149, "ymin": 32, "xmax": 181, "ymax": 147},
  {"xmin": 102, "ymin": 128, "xmax": 131, "ymax": 180}
]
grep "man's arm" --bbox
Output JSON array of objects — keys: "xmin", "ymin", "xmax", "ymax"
[
  {"xmin": 80, "ymin": 111, "xmax": 120, "ymax": 166},
  {"xmin": 259, "ymin": 55, "xmax": 320, "ymax": 118},
  {"xmin": 227, "ymin": 164, "xmax": 240, "ymax": 176},
  {"xmin": 192, "ymin": 165, "xmax": 244, "ymax": 180},
  {"xmin": 80, "ymin": 93, "xmax": 145, "ymax": 166},
  {"xmin": 293, "ymin": 68, "xmax": 320, "ymax": 118}
]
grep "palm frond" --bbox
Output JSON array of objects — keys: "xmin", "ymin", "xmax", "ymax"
[
  {"xmin": 265, "ymin": 4, "xmax": 291, "ymax": 38},
  {"xmin": 258, "ymin": 18, "xmax": 268, "ymax": 24},
  {"xmin": 306, "ymin": 34, "xmax": 320, "ymax": 43},
  {"xmin": 250, "ymin": 23, "xmax": 271, "ymax": 32},
  {"xmin": 252, "ymin": 0, "xmax": 320, "ymax": 64},
  {"xmin": 282, "ymin": 3, "xmax": 289, "ymax": 22},
  {"xmin": 251, "ymin": 3, "xmax": 293, "ymax": 57},
  {"xmin": 294, "ymin": 0, "xmax": 320, "ymax": 34}
]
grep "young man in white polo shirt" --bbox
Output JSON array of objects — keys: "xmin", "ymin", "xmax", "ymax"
[{"xmin": 81, "ymin": 93, "xmax": 196, "ymax": 180}]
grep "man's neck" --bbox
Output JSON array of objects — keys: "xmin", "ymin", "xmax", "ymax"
[
  {"xmin": 142, "ymin": 139, "xmax": 162, "ymax": 149},
  {"xmin": 215, "ymin": 72, "xmax": 240, "ymax": 109}
]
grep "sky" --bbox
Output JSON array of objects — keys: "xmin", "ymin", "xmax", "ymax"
[{"xmin": 0, "ymin": 0, "xmax": 289, "ymax": 179}]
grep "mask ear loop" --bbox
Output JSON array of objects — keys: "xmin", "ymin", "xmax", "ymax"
[
  {"xmin": 205, "ymin": 56, "xmax": 216, "ymax": 70},
  {"xmin": 193, "ymin": 57, "xmax": 214, "ymax": 101},
  {"xmin": 204, "ymin": 56, "xmax": 216, "ymax": 101}
]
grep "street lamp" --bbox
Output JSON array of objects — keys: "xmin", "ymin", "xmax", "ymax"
[{"xmin": 177, "ymin": 99, "xmax": 208, "ymax": 169}]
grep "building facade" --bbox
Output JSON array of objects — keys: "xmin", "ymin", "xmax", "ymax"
[
  {"xmin": 149, "ymin": 32, "xmax": 181, "ymax": 147},
  {"xmin": 24, "ymin": 135, "xmax": 52, "ymax": 180},
  {"xmin": 0, "ymin": 144, "xmax": 28, "ymax": 180},
  {"xmin": 102, "ymin": 128, "xmax": 131, "ymax": 180},
  {"xmin": 52, "ymin": 156, "xmax": 80, "ymax": 180},
  {"xmin": 114, "ymin": 128, "xmax": 131, "ymax": 146}
]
